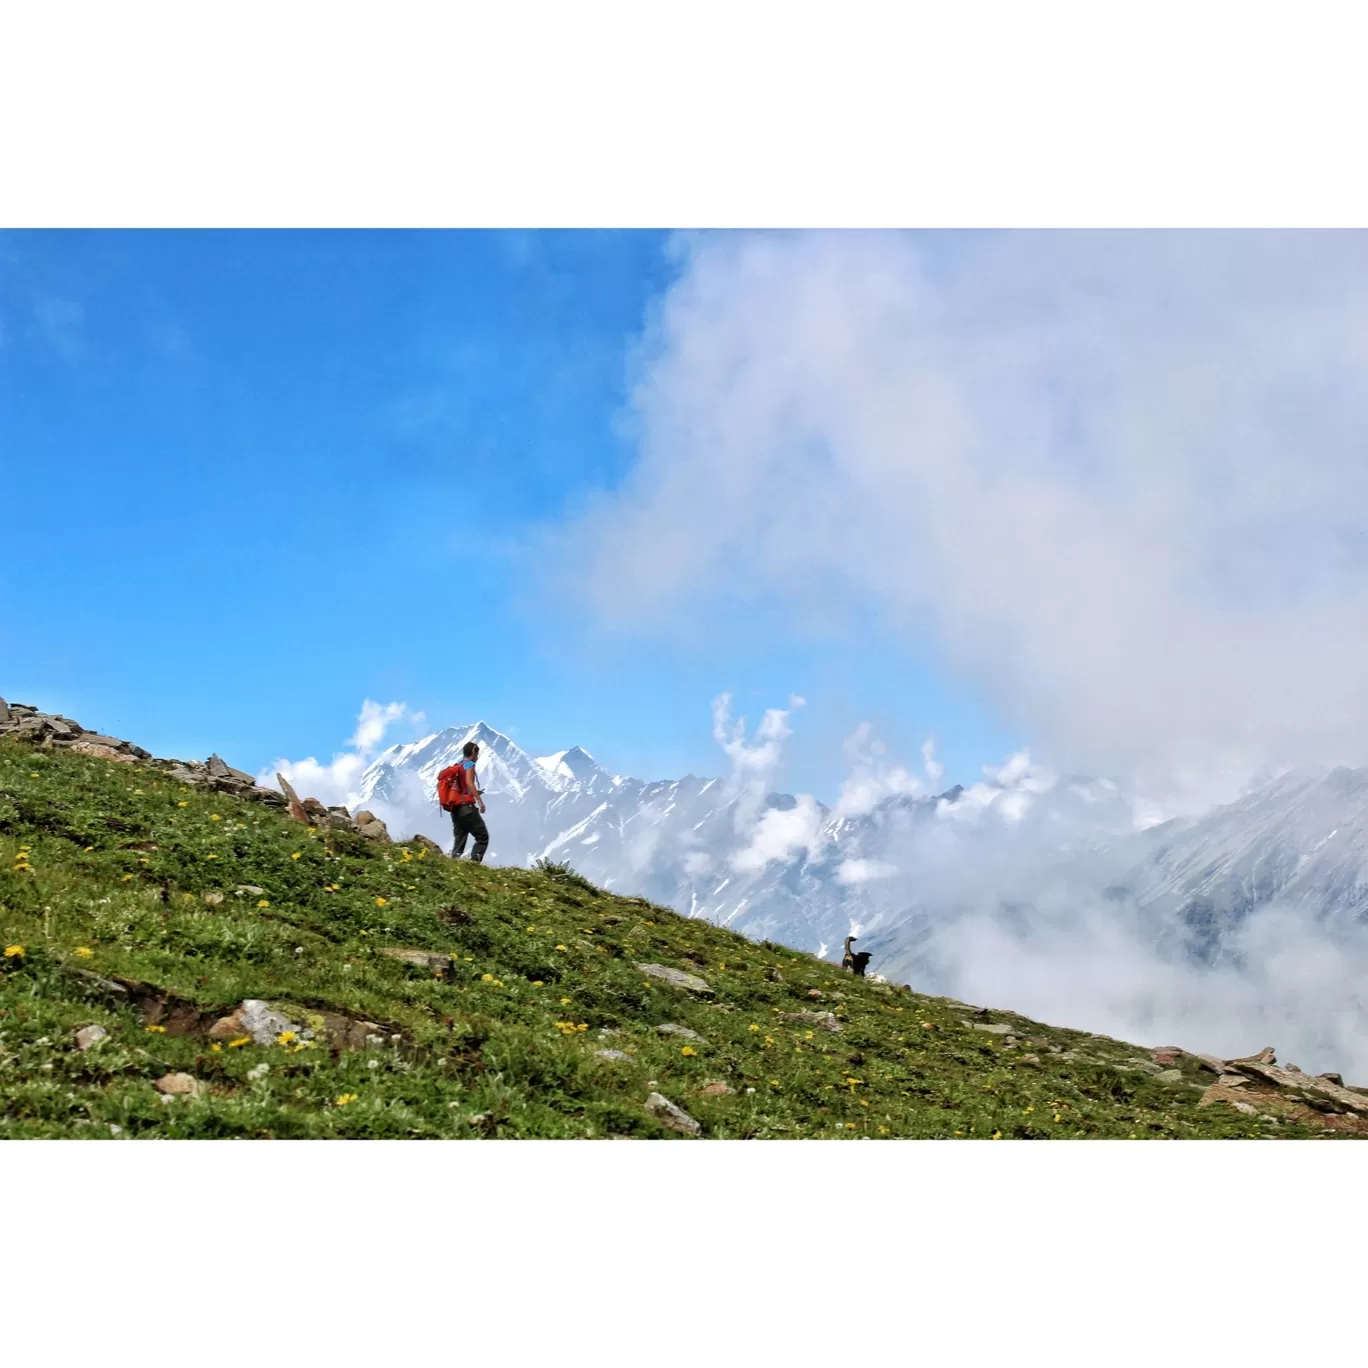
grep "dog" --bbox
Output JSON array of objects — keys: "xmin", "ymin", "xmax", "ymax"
[{"xmin": 841, "ymin": 935, "xmax": 872, "ymax": 977}]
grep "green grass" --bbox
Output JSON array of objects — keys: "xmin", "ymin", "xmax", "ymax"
[{"xmin": 0, "ymin": 735, "xmax": 1337, "ymax": 1139}]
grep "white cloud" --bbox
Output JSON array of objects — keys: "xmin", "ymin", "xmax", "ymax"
[
  {"xmin": 259, "ymin": 699, "xmax": 424, "ymax": 809},
  {"xmin": 836, "ymin": 857, "xmax": 897, "ymax": 885},
  {"xmin": 564, "ymin": 230, "xmax": 1368, "ymax": 813}
]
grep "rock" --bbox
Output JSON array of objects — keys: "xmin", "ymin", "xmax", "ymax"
[
  {"xmin": 807, "ymin": 988, "xmax": 824, "ymax": 999},
  {"xmin": 780, "ymin": 1010, "xmax": 843, "ymax": 1033},
  {"xmin": 74, "ymin": 1024, "xmax": 109, "ymax": 1051},
  {"xmin": 1018, "ymin": 1053, "xmax": 1041, "ymax": 1066},
  {"xmin": 209, "ymin": 1000, "xmax": 302, "ymax": 1046},
  {"xmin": 1318, "ymin": 1072, "xmax": 1345, "ymax": 1087},
  {"xmin": 963, "ymin": 1020, "xmax": 1015, "ymax": 1035},
  {"xmin": 379, "ymin": 947, "xmax": 454, "ymax": 975},
  {"xmin": 594, "ymin": 1049, "xmax": 633, "ymax": 1062},
  {"xmin": 353, "ymin": 810, "xmax": 391, "ymax": 842},
  {"xmin": 0, "ymin": 697, "xmax": 8, "ymax": 724},
  {"xmin": 69, "ymin": 740, "xmax": 137, "ymax": 764},
  {"xmin": 408, "ymin": 834, "xmax": 445, "ymax": 858},
  {"xmin": 766, "ymin": 967, "xmax": 784, "ymax": 983},
  {"xmin": 1226, "ymin": 1060, "xmax": 1368, "ymax": 1117},
  {"xmin": 1150, "ymin": 1047, "xmax": 1185, "ymax": 1066},
  {"xmin": 698, "ymin": 1080, "xmax": 734, "ymax": 1096},
  {"xmin": 656, "ymin": 1023, "xmax": 702, "ymax": 1041},
  {"xmin": 276, "ymin": 773, "xmax": 310, "ymax": 824},
  {"xmin": 235, "ymin": 885, "xmax": 266, "ymax": 897},
  {"xmin": 1228, "ymin": 1046, "xmax": 1277, "ymax": 1066},
  {"xmin": 644, "ymin": 1091, "xmax": 701, "ymax": 1136},
  {"xmin": 77, "ymin": 732, "xmax": 131, "ymax": 752},
  {"xmin": 205, "ymin": 754, "xmax": 254, "ymax": 786},
  {"xmin": 154, "ymin": 1072, "xmax": 200, "ymax": 1097},
  {"xmin": 1155, "ymin": 1068, "xmax": 1185, "ymax": 1084},
  {"xmin": 202, "ymin": 892, "xmax": 225, "ymax": 906},
  {"xmin": 1198, "ymin": 1082, "xmax": 1259, "ymax": 1115},
  {"xmin": 634, "ymin": 963, "xmax": 713, "ymax": 994},
  {"xmin": 247, "ymin": 786, "xmax": 288, "ymax": 806}
]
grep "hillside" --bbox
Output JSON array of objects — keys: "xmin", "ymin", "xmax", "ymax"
[{"xmin": 2, "ymin": 706, "xmax": 1365, "ymax": 1139}]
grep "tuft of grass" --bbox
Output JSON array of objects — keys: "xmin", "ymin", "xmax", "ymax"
[{"xmin": 0, "ymin": 735, "xmax": 1347, "ymax": 1140}]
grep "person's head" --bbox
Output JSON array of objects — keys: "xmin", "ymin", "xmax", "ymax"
[{"xmin": 462, "ymin": 741, "xmax": 479, "ymax": 760}]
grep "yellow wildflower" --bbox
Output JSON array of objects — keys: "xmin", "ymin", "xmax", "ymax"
[
  {"xmin": 121, "ymin": 874, "xmax": 133, "ymax": 881},
  {"xmin": 210, "ymin": 1044, "xmax": 222, "ymax": 1053},
  {"xmin": 748, "ymin": 1024, "xmax": 760, "ymax": 1032},
  {"xmin": 554, "ymin": 944, "xmax": 568, "ymax": 952},
  {"xmin": 769, "ymin": 1079, "xmax": 780, "ymax": 1086},
  {"xmin": 177, "ymin": 801, "xmax": 188, "ymax": 808},
  {"xmin": 845, "ymin": 1123, "xmax": 857, "ymax": 1130},
  {"xmin": 74, "ymin": 947, "xmax": 94, "ymax": 959},
  {"xmin": 228, "ymin": 1036, "xmax": 251, "ymax": 1048},
  {"xmin": 210, "ymin": 814, "xmax": 221, "ymax": 822},
  {"xmin": 291, "ymin": 852, "xmax": 301, "ymax": 860},
  {"xmin": 277, "ymin": 1031, "xmax": 297, "ymax": 1045},
  {"xmin": 680, "ymin": 1046, "xmax": 697, "ymax": 1057},
  {"xmin": 375, "ymin": 897, "xmax": 387, "ymax": 908},
  {"xmin": 3, "ymin": 945, "xmax": 24, "ymax": 959},
  {"xmin": 992, "ymin": 1130, "xmax": 1002, "ymax": 1140},
  {"xmin": 560, "ymin": 997, "xmax": 572, "ymax": 1006},
  {"xmin": 146, "ymin": 1024, "xmax": 167, "ymax": 1034},
  {"xmin": 532, "ymin": 980, "xmax": 544, "ymax": 987},
  {"xmin": 335, "ymin": 1093, "xmax": 358, "ymax": 1106},
  {"xmin": 29, "ymin": 772, "xmax": 38, "ymax": 778},
  {"xmin": 257, "ymin": 899, "xmax": 270, "ymax": 908}
]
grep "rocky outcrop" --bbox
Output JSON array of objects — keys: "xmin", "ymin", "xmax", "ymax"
[{"xmin": 644, "ymin": 1091, "xmax": 701, "ymax": 1135}]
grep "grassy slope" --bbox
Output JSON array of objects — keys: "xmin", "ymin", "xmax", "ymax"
[{"xmin": 0, "ymin": 736, "xmax": 1335, "ymax": 1139}]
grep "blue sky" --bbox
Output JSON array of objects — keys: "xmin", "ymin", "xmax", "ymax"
[{"xmin": 0, "ymin": 229, "xmax": 1023, "ymax": 799}]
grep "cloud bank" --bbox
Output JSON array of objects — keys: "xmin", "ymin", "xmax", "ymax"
[{"xmin": 564, "ymin": 230, "xmax": 1368, "ymax": 813}]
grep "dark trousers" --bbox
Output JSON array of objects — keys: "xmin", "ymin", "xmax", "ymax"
[{"xmin": 450, "ymin": 805, "xmax": 489, "ymax": 862}]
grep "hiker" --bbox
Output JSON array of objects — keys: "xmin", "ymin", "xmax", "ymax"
[{"xmin": 438, "ymin": 741, "xmax": 489, "ymax": 862}]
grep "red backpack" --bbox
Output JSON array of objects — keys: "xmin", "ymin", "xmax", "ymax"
[{"xmin": 437, "ymin": 763, "xmax": 475, "ymax": 811}]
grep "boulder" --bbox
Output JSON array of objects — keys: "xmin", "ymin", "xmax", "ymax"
[
  {"xmin": 656, "ymin": 1023, "xmax": 702, "ymax": 1041},
  {"xmin": 205, "ymin": 754, "xmax": 254, "ymax": 786},
  {"xmin": 0, "ymin": 697, "xmax": 8, "ymax": 724},
  {"xmin": 697, "ymin": 1080, "xmax": 734, "ymax": 1096},
  {"xmin": 594, "ymin": 1049, "xmax": 633, "ymax": 1062},
  {"xmin": 353, "ymin": 810, "xmax": 391, "ymax": 842},
  {"xmin": 1198, "ymin": 1082, "xmax": 1258, "ymax": 1115},
  {"xmin": 408, "ymin": 834, "xmax": 445, "ymax": 858},
  {"xmin": 634, "ymin": 963, "xmax": 712, "ymax": 994},
  {"xmin": 644, "ymin": 1091, "xmax": 701, "ymax": 1136},
  {"xmin": 1228, "ymin": 1046, "xmax": 1277, "ymax": 1066},
  {"xmin": 74, "ymin": 1024, "xmax": 109, "ymax": 1051},
  {"xmin": 963, "ymin": 1020, "xmax": 1014, "ymax": 1035},
  {"xmin": 154, "ymin": 1072, "xmax": 201, "ymax": 1097},
  {"xmin": 1150, "ymin": 1047, "xmax": 1185, "ymax": 1067},
  {"xmin": 208, "ymin": 999, "xmax": 302, "ymax": 1045}
]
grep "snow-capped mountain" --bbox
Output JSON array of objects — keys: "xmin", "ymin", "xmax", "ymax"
[{"xmin": 351, "ymin": 720, "xmax": 1136, "ymax": 957}]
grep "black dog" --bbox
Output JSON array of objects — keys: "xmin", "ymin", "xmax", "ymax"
[{"xmin": 842, "ymin": 935, "xmax": 872, "ymax": 977}]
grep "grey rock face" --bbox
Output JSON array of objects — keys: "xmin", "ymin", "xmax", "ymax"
[{"xmin": 656, "ymin": 1023, "xmax": 703, "ymax": 1040}]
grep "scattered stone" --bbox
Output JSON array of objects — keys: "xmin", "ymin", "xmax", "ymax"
[
  {"xmin": 1198, "ymin": 1082, "xmax": 1259, "ymax": 1115},
  {"xmin": 203, "ymin": 892, "xmax": 225, "ymax": 906},
  {"xmin": 766, "ymin": 967, "xmax": 784, "ymax": 983},
  {"xmin": 1018, "ymin": 1053, "xmax": 1041, "ymax": 1066},
  {"xmin": 807, "ymin": 988, "xmax": 824, "ymax": 999},
  {"xmin": 698, "ymin": 1080, "xmax": 734, "ymax": 1096},
  {"xmin": 963, "ymin": 1020, "xmax": 1015, "ymax": 1035},
  {"xmin": 780, "ymin": 1010, "xmax": 842, "ymax": 1033},
  {"xmin": 1155, "ymin": 1068, "xmax": 1185, "ymax": 1084},
  {"xmin": 379, "ymin": 947, "xmax": 454, "ymax": 975},
  {"xmin": 154, "ymin": 1072, "xmax": 200, "ymax": 1097},
  {"xmin": 235, "ymin": 885, "xmax": 266, "ymax": 897},
  {"xmin": 635, "ymin": 963, "xmax": 713, "ymax": 994},
  {"xmin": 74, "ymin": 1025, "xmax": 108, "ymax": 1051},
  {"xmin": 595, "ymin": 1050, "xmax": 633, "ymax": 1062},
  {"xmin": 1319, "ymin": 1072, "xmax": 1346, "ymax": 1087},
  {"xmin": 69, "ymin": 740, "xmax": 136, "ymax": 764},
  {"xmin": 1150, "ymin": 1047, "xmax": 1185, "ymax": 1067},
  {"xmin": 208, "ymin": 1000, "xmax": 302, "ymax": 1045},
  {"xmin": 656, "ymin": 1023, "xmax": 702, "ymax": 1041},
  {"xmin": 644, "ymin": 1091, "xmax": 701, "ymax": 1136},
  {"xmin": 408, "ymin": 834, "xmax": 445, "ymax": 858},
  {"xmin": 205, "ymin": 754, "xmax": 255, "ymax": 786}
]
